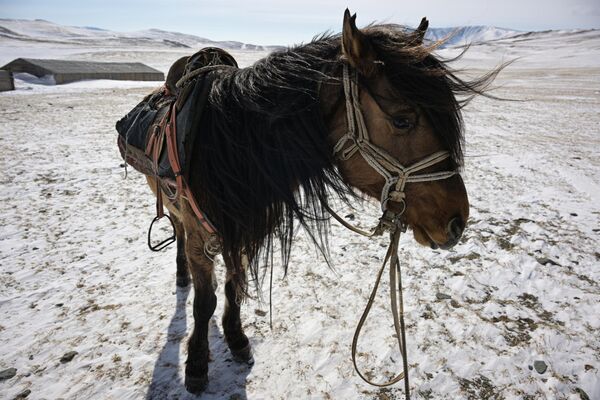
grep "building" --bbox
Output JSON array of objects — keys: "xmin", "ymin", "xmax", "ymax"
[
  {"xmin": 0, "ymin": 70, "xmax": 14, "ymax": 91},
  {"xmin": 1, "ymin": 58, "xmax": 164, "ymax": 85}
]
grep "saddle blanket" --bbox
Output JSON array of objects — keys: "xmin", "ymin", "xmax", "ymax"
[{"xmin": 115, "ymin": 47, "xmax": 238, "ymax": 180}]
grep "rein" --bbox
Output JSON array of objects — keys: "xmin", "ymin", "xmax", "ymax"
[{"xmin": 330, "ymin": 64, "xmax": 459, "ymax": 398}]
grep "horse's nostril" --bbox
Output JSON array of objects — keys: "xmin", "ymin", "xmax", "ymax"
[{"xmin": 447, "ymin": 217, "xmax": 464, "ymax": 241}]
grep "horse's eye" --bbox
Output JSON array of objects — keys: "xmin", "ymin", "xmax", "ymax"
[{"xmin": 392, "ymin": 117, "xmax": 413, "ymax": 130}]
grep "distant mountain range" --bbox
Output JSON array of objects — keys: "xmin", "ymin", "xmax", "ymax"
[
  {"xmin": 0, "ymin": 18, "xmax": 594, "ymax": 51},
  {"xmin": 0, "ymin": 19, "xmax": 280, "ymax": 51},
  {"xmin": 424, "ymin": 25, "xmax": 520, "ymax": 46}
]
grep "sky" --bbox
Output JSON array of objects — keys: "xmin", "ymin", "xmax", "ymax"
[{"xmin": 1, "ymin": 0, "xmax": 599, "ymax": 45}]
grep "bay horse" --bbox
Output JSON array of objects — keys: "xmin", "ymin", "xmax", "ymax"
[{"xmin": 124, "ymin": 9, "xmax": 498, "ymax": 394}]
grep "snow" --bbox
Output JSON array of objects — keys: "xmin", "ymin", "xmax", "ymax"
[{"xmin": 1, "ymin": 20, "xmax": 599, "ymax": 400}]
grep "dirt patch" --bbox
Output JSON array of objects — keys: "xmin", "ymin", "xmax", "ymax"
[
  {"xmin": 458, "ymin": 375, "xmax": 504, "ymax": 400},
  {"xmin": 489, "ymin": 315, "xmax": 537, "ymax": 346}
]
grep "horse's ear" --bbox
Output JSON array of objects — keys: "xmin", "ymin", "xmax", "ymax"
[
  {"xmin": 414, "ymin": 17, "xmax": 429, "ymax": 44},
  {"xmin": 342, "ymin": 9, "xmax": 377, "ymax": 76}
]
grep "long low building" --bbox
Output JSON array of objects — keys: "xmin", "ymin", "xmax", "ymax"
[
  {"xmin": 1, "ymin": 58, "xmax": 164, "ymax": 84},
  {"xmin": 0, "ymin": 70, "xmax": 14, "ymax": 91}
]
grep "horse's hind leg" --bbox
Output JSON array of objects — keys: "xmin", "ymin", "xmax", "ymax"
[
  {"xmin": 222, "ymin": 257, "xmax": 253, "ymax": 363},
  {"xmin": 171, "ymin": 213, "xmax": 190, "ymax": 288},
  {"xmin": 181, "ymin": 209, "xmax": 216, "ymax": 394}
]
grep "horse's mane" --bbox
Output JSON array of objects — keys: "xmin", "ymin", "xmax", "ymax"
[{"xmin": 187, "ymin": 24, "xmax": 498, "ymax": 296}]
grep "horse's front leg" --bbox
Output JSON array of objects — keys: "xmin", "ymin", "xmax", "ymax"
[
  {"xmin": 171, "ymin": 212, "xmax": 190, "ymax": 288},
  {"xmin": 181, "ymin": 214, "xmax": 216, "ymax": 394},
  {"xmin": 222, "ymin": 256, "xmax": 253, "ymax": 363}
]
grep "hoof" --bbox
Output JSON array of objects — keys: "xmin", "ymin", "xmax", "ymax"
[
  {"xmin": 185, "ymin": 373, "xmax": 208, "ymax": 395},
  {"xmin": 176, "ymin": 275, "xmax": 190, "ymax": 288},
  {"xmin": 231, "ymin": 343, "xmax": 254, "ymax": 364}
]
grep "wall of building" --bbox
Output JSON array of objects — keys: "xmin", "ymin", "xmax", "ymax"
[
  {"xmin": 0, "ymin": 70, "xmax": 15, "ymax": 91},
  {"xmin": 2, "ymin": 59, "xmax": 164, "ymax": 85},
  {"xmin": 53, "ymin": 72, "xmax": 164, "ymax": 84}
]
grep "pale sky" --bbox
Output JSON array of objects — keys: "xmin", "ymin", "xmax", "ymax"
[{"xmin": 1, "ymin": 0, "xmax": 598, "ymax": 45}]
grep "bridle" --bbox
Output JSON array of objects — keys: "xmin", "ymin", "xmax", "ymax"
[
  {"xmin": 328, "ymin": 64, "xmax": 459, "ymax": 398},
  {"xmin": 333, "ymin": 64, "xmax": 457, "ymax": 217}
]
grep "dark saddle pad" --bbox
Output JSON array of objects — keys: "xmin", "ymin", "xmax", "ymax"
[{"xmin": 116, "ymin": 47, "xmax": 238, "ymax": 179}]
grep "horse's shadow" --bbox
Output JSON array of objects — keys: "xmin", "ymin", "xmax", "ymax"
[{"xmin": 146, "ymin": 286, "xmax": 253, "ymax": 400}]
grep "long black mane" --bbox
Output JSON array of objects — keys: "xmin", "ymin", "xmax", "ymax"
[{"xmin": 187, "ymin": 25, "xmax": 497, "ymax": 295}]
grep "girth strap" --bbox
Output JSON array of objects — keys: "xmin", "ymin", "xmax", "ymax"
[
  {"xmin": 144, "ymin": 90, "xmax": 217, "ymax": 237},
  {"xmin": 164, "ymin": 102, "xmax": 217, "ymax": 234}
]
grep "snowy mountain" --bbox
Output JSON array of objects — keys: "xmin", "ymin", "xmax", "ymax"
[
  {"xmin": 425, "ymin": 25, "xmax": 520, "ymax": 46},
  {"xmin": 0, "ymin": 18, "xmax": 278, "ymax": 51},
  {"xmin": 0, "ymin": 18, "xmax": 523, "ymax": 51}
]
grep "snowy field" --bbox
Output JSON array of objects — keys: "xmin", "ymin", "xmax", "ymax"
[{"xmin": 1, "ymin": 25, "xmax": 599, "ymax": 400}]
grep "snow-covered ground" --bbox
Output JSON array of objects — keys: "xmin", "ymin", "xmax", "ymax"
[{"xmin": 1, "ymin": 21, "xmax": 599, "ymax": 400}]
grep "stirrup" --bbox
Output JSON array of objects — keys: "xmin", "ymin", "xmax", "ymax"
[{"xmin": 147, "ymin": 214, "xmax": 176, "ymax": 251}]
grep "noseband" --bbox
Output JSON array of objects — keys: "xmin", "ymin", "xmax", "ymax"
[{"xmin": 329, "ymin": 64, "xmax": 460, "ymax": 397}]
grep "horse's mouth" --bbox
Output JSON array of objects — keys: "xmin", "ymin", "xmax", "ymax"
[
  {"xmin": 410, "ymin": 223, "xmax": 451, "ymax": 250},
  {"xmin": 410, "ymin": 224, "xmax": 433, "ymax": 247}
]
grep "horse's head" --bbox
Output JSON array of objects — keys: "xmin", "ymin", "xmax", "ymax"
[{"xmin": 323, "ymin": 10, "xmax": 469, "ymax": 250}]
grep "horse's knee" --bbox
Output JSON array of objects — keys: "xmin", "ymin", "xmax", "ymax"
[
  {"xmin": 175, "ymin": 248, "xmax": 190, "ymax": 287},
  {"xmin": 193, "ymin": 290, "xmax": 217, "ymax": 322}
]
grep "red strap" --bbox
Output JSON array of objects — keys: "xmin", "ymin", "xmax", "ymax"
[
  {"xmin": 164, "ymin": 104, "xmax": 217, "ymax": 234},
  {"xmin": 145, "ymin": 98, "xmax": 217, "ymax": 235}
]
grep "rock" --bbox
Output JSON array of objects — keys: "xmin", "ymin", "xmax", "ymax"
[
  {"xmin": 536, "ymin": 257, "xmax": 561, "ymax": 267},
  {"xmin": 0, "ymin": 368, "xmax": 17, "ymax": 380},
  {"xmin": 60, "ymin": 351, "xmax": 78, "ymax": 363},
  {"xmin": 436, "ymin": 292, "xmax": 452, "ymax": 300},
  {"xmin": 575, "ymin": 387, "xmax": 590, "ymax": 400},
  {"xmin": 450, "ymin": 299, "xmax": 461, "ymax": 308},
  {"xmin": 254, "ymin": 309, "xmax": 267, "ymax": 317},
  {"xmin": 533, "ymin": 360, "xmax": 547, "ymax": 374},
  {"xmin": 14, "ymin": 389, "xmax": 31, "ymax": 399},
  {"xmin": 345, "ymin": 213, "xmax": 355, "ymax": 221}
]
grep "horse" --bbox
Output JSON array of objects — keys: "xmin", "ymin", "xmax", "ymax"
[{"xmin": 119, "ymin": 9, "xmax": 498, "ymax": 394}]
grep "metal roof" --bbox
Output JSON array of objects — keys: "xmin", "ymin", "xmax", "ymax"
[{"xmin": 3, "ymin": 58, "xmax": 163, "ymax": 74}]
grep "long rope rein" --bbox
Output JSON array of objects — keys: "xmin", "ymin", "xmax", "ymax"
[
  {"xmin": 330, "ymin": 64, "xmax": 461, "ymax": 399},
  {"xmin": 350, "ymin": 216, "xmax": 410, "ymax": 393}
]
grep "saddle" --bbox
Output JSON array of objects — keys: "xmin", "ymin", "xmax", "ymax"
[{"xmin": 116, "ymin": 47, "xmax": 238, "ymax": 249}]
